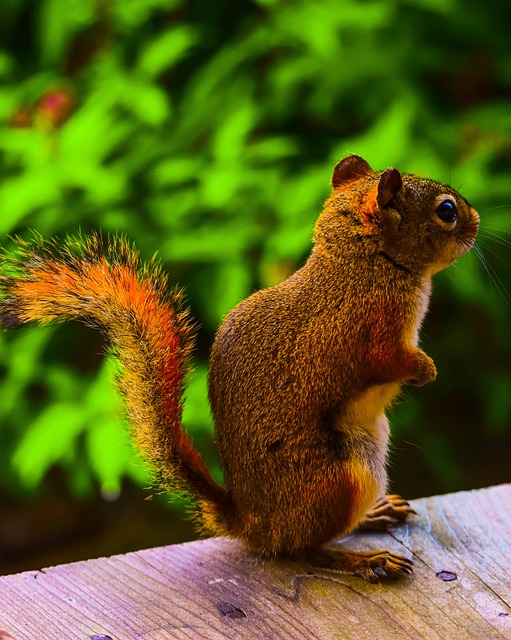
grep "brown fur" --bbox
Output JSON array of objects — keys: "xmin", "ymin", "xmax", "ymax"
[
  {"xmin": 0, "ymin": 156, "xmax": 479, "ymax": 581},
  {"xmin": 0, "ymin": 234, "xmax": 224, "ymax": 508}
]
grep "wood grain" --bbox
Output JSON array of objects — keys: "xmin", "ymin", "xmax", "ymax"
[{"xmin": 0, "ymin": 484, "xmax": 510, "ymax": 639}]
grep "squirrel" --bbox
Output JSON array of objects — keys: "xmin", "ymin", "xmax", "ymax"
[{"xmin": 0, "ymin": 154, "xmax": 479, "ymax": 582}]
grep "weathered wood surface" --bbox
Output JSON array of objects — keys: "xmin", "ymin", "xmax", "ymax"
[{"xmin": 0, "ymin": 484, "xmax": 510, "ymax": 640}]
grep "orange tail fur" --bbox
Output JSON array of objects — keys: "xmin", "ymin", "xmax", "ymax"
[{"xmin": 0, "ymin": 233, "xmax": 226, "ymax": 513}]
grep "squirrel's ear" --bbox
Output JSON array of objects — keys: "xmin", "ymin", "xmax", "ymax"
[
  {"xmin": 331, "ymin": 155, "xmax": 373, "ymax": 188},
  {"xmin": 377, "ymin": 168, "xmax": 403, "ymax": 208}
]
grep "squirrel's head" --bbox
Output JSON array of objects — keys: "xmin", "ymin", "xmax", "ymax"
[{"xmin": 314, "ymin": 154, "xmax": 480, "ymax": 275}]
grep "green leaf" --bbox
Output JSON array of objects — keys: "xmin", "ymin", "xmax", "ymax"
[
  {"xmin": 137, "ymin": 26, "xmax": 199, "ymax": 78},
  {"xmin": 126, "ymin": 81, "xmax": 171, "ymax": 126},
  {"xmin": 38, "ymin": 0, "xmax": 95, "ymax": 66},
  {"xmin": 86, "ymin": 416, "xmax": 132, "ymax": 499},
  {"xmin": 114, "ymin": 0, "xmax": 182, "ymax": 31},
  {"xmin": 12, "ymin": 402, "xmax": 86, "ymax": 488},
  {"xmin": 212, "ymin": 103, "xmax": 257, "ymax": 162},
  {"xmin": 210, "ymin": 261, "xmax": 252, "ymax": 324},
  {"xmin": 149, "ymin": 157, "xmax": 198, "ymax": 188},
  {"xmin": 0, "ymin": 168, "xmax": 60, "ymax": 232},
  {"xmin": 182, "ymin": 365, "xmax": 213, "ymax": 431}
]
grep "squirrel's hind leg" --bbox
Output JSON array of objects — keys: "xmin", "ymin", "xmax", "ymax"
[
  {"xmin": 357, "ymin": 494, "xmax": 416, "ymax": 532},
  {"xmin": 305, "ymin": 547, "xmax": 413, "ymax": 582},
  {"xmin": 302, "ymin": 494, "xmax": 415, "ymax": 582}
]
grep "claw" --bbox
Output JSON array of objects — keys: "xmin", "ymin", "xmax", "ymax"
[
  {"xmin": 309, "ymin": 547, "xmax": 414, "ymax": 582},
  {"xmin": 357, "ymin": 551, "xmax": 414, "ymax": 582},
  {"xmin": 358, "ymin": 494, "xmax": 416, "ymax": 532}
]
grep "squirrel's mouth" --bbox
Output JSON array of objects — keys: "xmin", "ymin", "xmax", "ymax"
[{"xmin": 458, "ymin": 207, "xmax": 480, "ymax": 254}]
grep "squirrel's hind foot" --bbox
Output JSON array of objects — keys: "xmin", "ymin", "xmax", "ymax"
[
  {"xmin": 358, "ymin": 494, "xmax": 416, "ymax": 532},
  {"xmin": 307, "ymin": 547, "xmax": 413, "ymax": 582}
]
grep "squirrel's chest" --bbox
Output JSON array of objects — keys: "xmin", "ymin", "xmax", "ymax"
[
  {"xmin": 337, "ymin": 384, "xmax": 395, "ymax": 496},
  {"xmin": 343, "ymin": 383, "xmax": 398, "ymax": 439},
  {"xmin": 407, "ymin": 278, "xmax": 432, "ymax": 346}
]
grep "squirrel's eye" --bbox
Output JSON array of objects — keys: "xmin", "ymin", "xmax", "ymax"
[{"xmin": 436, "ymin": 200, "xmax": 457, "ymax": 224}]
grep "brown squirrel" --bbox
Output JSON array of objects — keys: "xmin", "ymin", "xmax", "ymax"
[{"xmin": 0, "ymin": 155, "xmax": 479, "ymax": 581}]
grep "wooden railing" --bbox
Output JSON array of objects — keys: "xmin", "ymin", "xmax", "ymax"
[{"xmin": 1, "ymin": 484, "xmax": 510, "ymax": 639}]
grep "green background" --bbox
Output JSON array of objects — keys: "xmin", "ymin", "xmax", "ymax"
[{"xmin": 0, "ymin": 0, "xmax": 510, "ymax": 572}]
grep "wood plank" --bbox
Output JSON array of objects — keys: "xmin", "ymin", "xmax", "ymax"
[{"xmin": 1, "ymin": 484, "xmax": 510, "ymax": 639}]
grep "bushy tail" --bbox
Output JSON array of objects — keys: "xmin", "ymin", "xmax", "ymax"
[{"xmin": 0, "ymin": 233, "xmax": 227, "ymax": 514}]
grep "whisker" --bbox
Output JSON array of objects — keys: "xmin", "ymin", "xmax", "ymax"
[
  {"xmin": 482, "ymin": 204, "xmax": 511, "ymax": 214},
  {"xmin": 478, "ymin": 229, "xmax": 511, "ymax": 249},
  {"xmin": 479, "ymin": 241, "xmax": 511, "ymax": 259},
  {"xmin": 479, "ymin": 225, "xmax": 511, "ymax": 235},
  {"xmin": 473, "ymin": 244, "xmax": 511, "ymax": 304}
]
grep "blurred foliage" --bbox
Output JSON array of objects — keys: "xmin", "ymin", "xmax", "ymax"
[{"xmin": 0, "ymin": 0, "xmax": 510, "ymax": 505}]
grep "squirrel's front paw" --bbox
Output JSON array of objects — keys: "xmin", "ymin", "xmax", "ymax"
[
  {"xmin": 404, "ymin": 351, "xmax": 437, "ymax": 387},
  {"xmin": 358, "ymin": 494, "xmax": 416, "ymax": 531}
]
